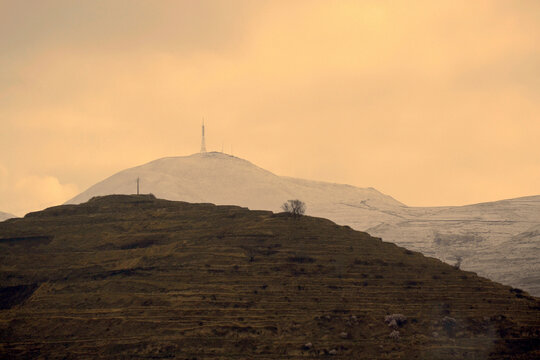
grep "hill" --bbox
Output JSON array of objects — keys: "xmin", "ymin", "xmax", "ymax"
[
  {"xmin": 66, "ymin": 152, "xmax": 540, "ymax": 295},
  {"xmin": 1, "ymin": 195, "xmax": 539, "ymax": 359}
]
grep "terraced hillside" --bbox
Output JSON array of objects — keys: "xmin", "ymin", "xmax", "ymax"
[{"xmin": 0, "ymin": 195, "xmax": 538, "ymax": 359}]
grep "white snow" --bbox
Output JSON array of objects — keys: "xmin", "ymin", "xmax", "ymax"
[
  {"xmin": 365, "ymin": 197, "xmax": 540, "ymax": 295},
  {"xmin": 67, "ymin": 152, "xmax": 540, "ymax": 295}
]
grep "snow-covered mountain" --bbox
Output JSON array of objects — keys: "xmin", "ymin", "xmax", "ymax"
[
  {"xmin": 68, "ymin": 152, "xmax": 405, "ymax": 229},
  {"xmin": 67, "ymin": 152, "xmax": 540, "ymax": 295},
  {"xmin": 366, "ymin": 197, "xmax": 540, "ymax": 295},
  {"xmin": 0, "ymin": 211, "xmax": 16, "ymax": 221}
]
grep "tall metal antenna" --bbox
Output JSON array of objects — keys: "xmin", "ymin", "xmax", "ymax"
[
  {"xmin": 200, "ymin": 119, "xmax": 207, "ymax": 153},
  {"xmin": 136, "ymin": 177, "xmax": 140, "ymax": 195}
]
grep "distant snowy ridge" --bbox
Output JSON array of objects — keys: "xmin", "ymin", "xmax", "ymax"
[
  {"xmin": 364, "ymin": 196, "xmax": 540, "ymax": 295},
  {"xmin": 67, "ymin": 152, "xmax": 540, "ymax": 296}
]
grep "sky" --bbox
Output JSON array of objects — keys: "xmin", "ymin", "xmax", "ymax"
[{"xmin": 1, "ymin": 0, "xmax": 539, "ymax": 216}]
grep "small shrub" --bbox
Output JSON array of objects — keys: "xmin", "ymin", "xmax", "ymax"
[
  {"xmin": 442, "ymin": 316, "xmax": 457, "ymax": 336},
  {"xmin": 454, "ymin": 256, "xmax": 463, "ymax": 269},
  {"xmin": 385, "ymin": 314, "xmax": 407, "ymax": 328},
  {"xmin": 510, "ymin": 288, "xmax": 525, "ymax": 298}
]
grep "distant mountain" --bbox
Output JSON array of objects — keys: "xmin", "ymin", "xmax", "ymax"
[
  {"xmin": 67, "ymin": 152, "xmax": 540, "ymax": 295},
  {"xmin": 0, "ymin": 211, "xmax": 16, "ymax": 221},
  {"xmin": 2, "ymin": 195, "xmax": 539, "ymax": 358},
  {"xmin": 67, "ymin": 152, "xmax": 405, "ymax": 230},
  {"xmin": 366, "ymin": 196, "xmax": 540, "ymax": 296}
]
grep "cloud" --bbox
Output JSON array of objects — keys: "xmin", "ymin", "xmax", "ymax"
[
  {"xmin": 0, "ymin": 174, "xmax": 78, "ymax": 216},
  {"xmin": 0, "ymin": 0, "xmax": 261, "ymax": 56}
]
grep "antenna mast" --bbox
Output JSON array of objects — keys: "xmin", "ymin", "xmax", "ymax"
[{"xmin": 200, "ymin": 119, "xmax": 207, "ymax": 153}]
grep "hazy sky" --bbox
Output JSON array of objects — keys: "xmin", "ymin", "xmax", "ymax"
[{"xmin": 1, "ymin": 0, "xmax": 539, "ymax": 216}]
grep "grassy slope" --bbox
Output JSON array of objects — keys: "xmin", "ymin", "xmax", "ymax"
[{"xmin": 0, "ymin": 195, "xmax": 538, "ymax": 359}]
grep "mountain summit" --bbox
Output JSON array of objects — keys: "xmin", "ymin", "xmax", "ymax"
[{"xmin": 67, "ymin": 152, "xmax": 404, "ymax": 229}]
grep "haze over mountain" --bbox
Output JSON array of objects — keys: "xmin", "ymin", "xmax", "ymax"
[
  {"xmin": 67, "ymin": 152, "xmax": 540, "ymax": 296},
  {"xmin": 0, "ymin": 212, "xmax": 16, "ymax": 222}
]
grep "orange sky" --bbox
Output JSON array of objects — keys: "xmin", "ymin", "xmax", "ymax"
[{"xmin": 1, "ymin": 0, "xmax": 539, "ymax": 216}]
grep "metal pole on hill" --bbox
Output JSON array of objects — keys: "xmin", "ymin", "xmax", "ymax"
[{"xmin": 200, "ymin": 119, "xmax": 207, "ymax": 153}]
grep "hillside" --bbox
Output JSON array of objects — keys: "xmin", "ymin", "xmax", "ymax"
[
  {"xmin": 66, "ymin": 152, "xmax": 540, "ymax": 296},
  {"xmin": 1, "ymin": 195, "xmax": 539, "ymax": 359},
  {"xmin": 0, "ymin": 211, "xmax": 16, "ymax": 222}
]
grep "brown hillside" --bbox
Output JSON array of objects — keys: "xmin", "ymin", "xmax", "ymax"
[{"xmin": 0, "ymin": 195, "xmax": 538, "ymax": 359}]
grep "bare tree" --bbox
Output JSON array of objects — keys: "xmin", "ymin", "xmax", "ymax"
[
  {"xmin": 281, "ymin": 199, "xmax": 306, "ymax": 217},
  {"xmin": 453, "ymin": 256, "xmax": 463, "ymax": 269}
]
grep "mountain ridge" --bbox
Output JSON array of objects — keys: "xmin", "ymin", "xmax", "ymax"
[{"xmin": 67, "ymin": 152, "xmax": 405, "ymax": 216}]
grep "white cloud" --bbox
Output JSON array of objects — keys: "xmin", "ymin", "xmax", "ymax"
[{"xmin": 0, "ymin": 174, "xmax": 79, "ymax": 216}]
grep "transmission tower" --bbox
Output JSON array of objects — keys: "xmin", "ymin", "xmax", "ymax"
[{"xmin": 200, "ymin": 120, "xmax": 207, "ymax": 153}]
